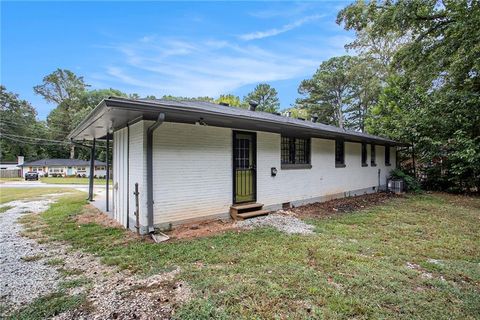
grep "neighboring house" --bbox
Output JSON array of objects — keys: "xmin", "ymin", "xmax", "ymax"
[
  {"xmin": 0, "ymin": 156, "xmax": 24, "ymax": 178},
  {"xmin": 68, "ymin": 97, "xmax": 406, "ymax": 234},
  {"xmin": 19, "ymin": 159, "xmax": 108, "ymax": 177}
]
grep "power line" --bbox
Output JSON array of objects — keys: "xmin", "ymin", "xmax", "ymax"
[
  {"xmin": 0, "ymin": 119, "xmax": 69, "ymax": 134},
  {"xmin": 1, "ymin": 135, "xmax": 69, "ymax": 146},
  {"xmin": 1, "ymin": 133, "xmax": 107, "ymax": 149},
  {"xmin": 1, "ymin": 133, "xmax": 70, "ymax": 144}
]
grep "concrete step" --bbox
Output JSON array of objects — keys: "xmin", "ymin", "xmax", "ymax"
[{"xmin": 236, "ymin": 209, "xmax": 270, "ymax": 220}]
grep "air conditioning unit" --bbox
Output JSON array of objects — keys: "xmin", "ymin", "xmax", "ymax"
[{"xmin": 387, "ymin": 178, "xmax": 405, "ymax": 194}]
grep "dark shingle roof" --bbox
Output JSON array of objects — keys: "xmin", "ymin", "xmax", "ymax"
[
  {"xmin": 68, "ymin": 96, "xmax": 407, "ymax": 146},
  {"xmin": 136, "ymin": 98, "xmax": 402, "ymax": 145},
  {"xmin": 20, "ymin": 159, "xmax": 106, "ymax": 167}
]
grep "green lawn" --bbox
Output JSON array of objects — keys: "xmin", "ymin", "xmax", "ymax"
[
  {"xmin": 13, "ymin": 191, "xmax": 480, "ymax": 319},
  {"xmin": 40, "ymin": 177, "xmax": 112, "ymax": 185},
  {"xmin": 0, "ymin": 187, "xmax": 65, "ymax": 204},
  {"xmin": 0, "ymin": 177, "xmax": 23, "ymax": 183}
]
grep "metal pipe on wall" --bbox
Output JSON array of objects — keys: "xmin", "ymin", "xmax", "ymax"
[
  {"xmin": 146, "ymin": 113, "xmax": 165, "ymax": 233},
  {"xmin": 88, "ymin": 138, "xmax": 96, "ymax": 201},
  {"xmin": 106, "ymin": 135, "xmax": 110, "ymax": 211}
]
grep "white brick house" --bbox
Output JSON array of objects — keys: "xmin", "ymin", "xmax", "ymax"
[{"xmin": 69, "ymin": 97, "xmax": 404, "ymax": 234}]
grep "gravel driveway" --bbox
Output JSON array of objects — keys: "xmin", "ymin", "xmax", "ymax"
[
  {"xmin": 0, "ymin": 196, "xmax": 64, "ymax": 311},
  {"xmin": 0, "ymin": 193, "xmax": 190, "ymax": 319}
]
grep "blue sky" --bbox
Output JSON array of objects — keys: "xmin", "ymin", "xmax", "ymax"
[{"xmin": 2, "ymin": 1, "xmax": 353, "ymax": 119}]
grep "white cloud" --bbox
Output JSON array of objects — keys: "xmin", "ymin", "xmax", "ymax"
[
  {"xmin": 93, "ymin": 36, "xmax": 322, "ymax": 98},
  {"xmin": 239, "ymin": 14, "xmax": 324, "ymax": 41},
  {"xmin": 91, "ymin": 29, "xmax": 351, "ymax": 100}
]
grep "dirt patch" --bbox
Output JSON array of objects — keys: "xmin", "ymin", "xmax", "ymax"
[
  {"xmin": 165, "ymin": 219, "xmax": 237, "ymax": 240},
  {"xmin": 75, "ymin": 205, "xmax": 151, "ymax": 243},
  {"xmin": 76, "ymin": 205, "xmax": 124, "ymax": 228},
  {"xmin": 54, "ymin": 263, "xmax": 192, "ymax": 320},
  {"xmin": 291, "ymin": 192, "xmax": 402, "ymax": 218},
  {"xmin": 165, "ymin": 193, "xmax": 401, "ymax": 239}
]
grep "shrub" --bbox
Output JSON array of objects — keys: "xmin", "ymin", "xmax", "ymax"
[{"xmin": 390, "ymin": 168, "xmax": 422, "ymax": 193}]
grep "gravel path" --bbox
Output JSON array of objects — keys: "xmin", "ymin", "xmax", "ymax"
[
  {"xmin": 0, "ymin": 197, "xmax": 63, "ymax": 311},
  {"xmin": 0, "ymin": 194, "xmax": 191, "ymax": 319},
  {"xmin": 236, "ymin": 212, "xmax": 315, "ymax": 235}
]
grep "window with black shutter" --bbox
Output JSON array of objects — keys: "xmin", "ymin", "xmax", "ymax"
[
  {"xmin": 335, "ymin": 139, "xmax": 345, "ymax": 167},
  {"xmin": 371, "ymin": 144, "xmax": 376, "ymax": 166},
  {"xmin": 281, "ymin": 136, "xmax": 311, "ymax": 169},
  {"xmin": 361, "ymin": 143, "xmax": 368, "ymax": 167},
  {"xmin": 385, "ymin": 146, "xmax": 391, "ymax": 166}
]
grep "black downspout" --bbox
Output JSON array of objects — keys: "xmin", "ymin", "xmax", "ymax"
[
  {"xmin": 146, "ymin": 113, "xmax": 165, "ymax": 233},
  {"xmin": 88, "ymin": 138, "xmax": 96, "ymax": 201},
  {"xmin": 106, "ymin": 135, "xmax": 110, "ymax": 211},
  {"xmin": 126, "ymin": 125, "xmax": 130, "ymax": 228}
]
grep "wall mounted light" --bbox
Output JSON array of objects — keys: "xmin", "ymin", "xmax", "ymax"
[{"xmin": 271, "ymin": 167, "xmax": 277, "ymax": 177}]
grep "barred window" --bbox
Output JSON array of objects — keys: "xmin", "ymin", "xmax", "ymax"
[
  {"xmin": 234, "ymin": 138, "xmax": 251, "ymax": 169},
  {"xmin": 371, "ymin": 144, "xmax": 376, "ymax": 166},
  {"xmin": 335, "ymin": 139, "xmax": 345, "ymax": 167},
  {"xmin": 385, "ymin": 146, "xmax": 391, "ymax": 166},
  {"xmin": 281, "ymin": 136, "xmax": 310, "ymax": 166},
  {"xmin": 361, "ymin": 143, "xmax": 368, "ymax": 166}
]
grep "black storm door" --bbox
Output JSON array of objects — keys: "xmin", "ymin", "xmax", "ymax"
[{"xmin": 233, "ymin": 131, "xmax": 257, "ymax": 203}]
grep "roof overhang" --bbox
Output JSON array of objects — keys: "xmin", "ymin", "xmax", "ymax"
[{"xmin": 68, "ymin": 97, "xmax": 408, "ymax": 146}]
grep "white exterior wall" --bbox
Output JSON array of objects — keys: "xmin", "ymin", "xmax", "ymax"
[
  {"xmin": 152, "ymin": 122, "xmax": 232, "ymax": 226},
  {"xmin": 113, "ymin": 127, "xmax": 129, "ymax": 227},
  {"xmin": 123, "ymin": 121, "xmax": 396, "ymax": 229},
  {"xmin": 128, "ymin": 121, "xmax": 148, "ymax": 228},
  {"xmin": 257, "ymin": 133, "xmax": 395, "ymax": 208}
]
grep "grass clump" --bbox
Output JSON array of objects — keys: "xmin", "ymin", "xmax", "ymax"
[
  {"xmin": 45, "ymin": 258, "xmax": 64, "ymax": 266},
  {"xmin": 0, "ymin": 205, "xmax": 13, "ymax": 213},
  {"xmin": 21, "ymin": 254, "xmax": 44, "ymax": 262},
  {"xmin": 59, "ymin": 277, "xmax": 91, "ymax": 290},
  {"xmin": 7, "ymin": 292, "xmax": 85, "ymax": 320}
]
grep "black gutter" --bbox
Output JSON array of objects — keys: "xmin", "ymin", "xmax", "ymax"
[
  {"xmin": 146, "ymin": 113, "xmax": 165, "ymax": 233},
  {"xmin": 105, "ymin": 135, "xmax": 110, "ymax": 211}
]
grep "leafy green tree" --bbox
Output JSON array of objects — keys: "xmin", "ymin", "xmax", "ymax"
[
  {"xmin": 215, "ymin": 94, "xmax": 242, "ymax": 107},
  {"xmin": 340, "ymin": 0, "xmax": 480, "ymax": 192},
  {"xmin": 282, "ymin": 107, "xmax": 309, "ymax": 119},
  {"xmin": 34, "ymin": 69, "xmax": 89, "ymax": 158},
  {"xmin": 348, "ymin": 58, "xmax": 382, "ymax": 132},
  {"xmin": 0, "ymin": 86, "xmax": 49, "ymax": 161},
  {"xmin": 297, "ymin": 56, "xmax": 358, "ymax": 128},
  {"xmin": 243, "ymin": 84, "xmax": 280, "ymax": 113}
]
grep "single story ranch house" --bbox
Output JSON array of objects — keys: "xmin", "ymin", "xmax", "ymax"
[
  {"xmin": 20, "ymin": 158, "xmax": 108, "ymax": 177},
  {"xmin": 68, "ymin": 97, "xmax": 405, "ymax": 234}
]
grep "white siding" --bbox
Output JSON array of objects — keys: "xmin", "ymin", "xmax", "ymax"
[
  {"xmin": 152, "ymin": 122, "xmax": 232, "ymax": 225},
  {"xmin": 130, "ymin": 121, "xmax": 396, "ymax": 228},
  {"xmin": 257, "ymin": 133, "xmax": 395, "ymax": 207},
  {"xmin": 113, "ymin": 127, "xmax": 129, "ymax": 227},
  {"xmin": 128, "ymin": 121, "xmax": 148, "ymax": 228}
]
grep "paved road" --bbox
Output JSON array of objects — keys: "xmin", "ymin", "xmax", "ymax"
[{"xmin": 1, "ymin": 180, "xmax": 106, "ymax": 190}]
